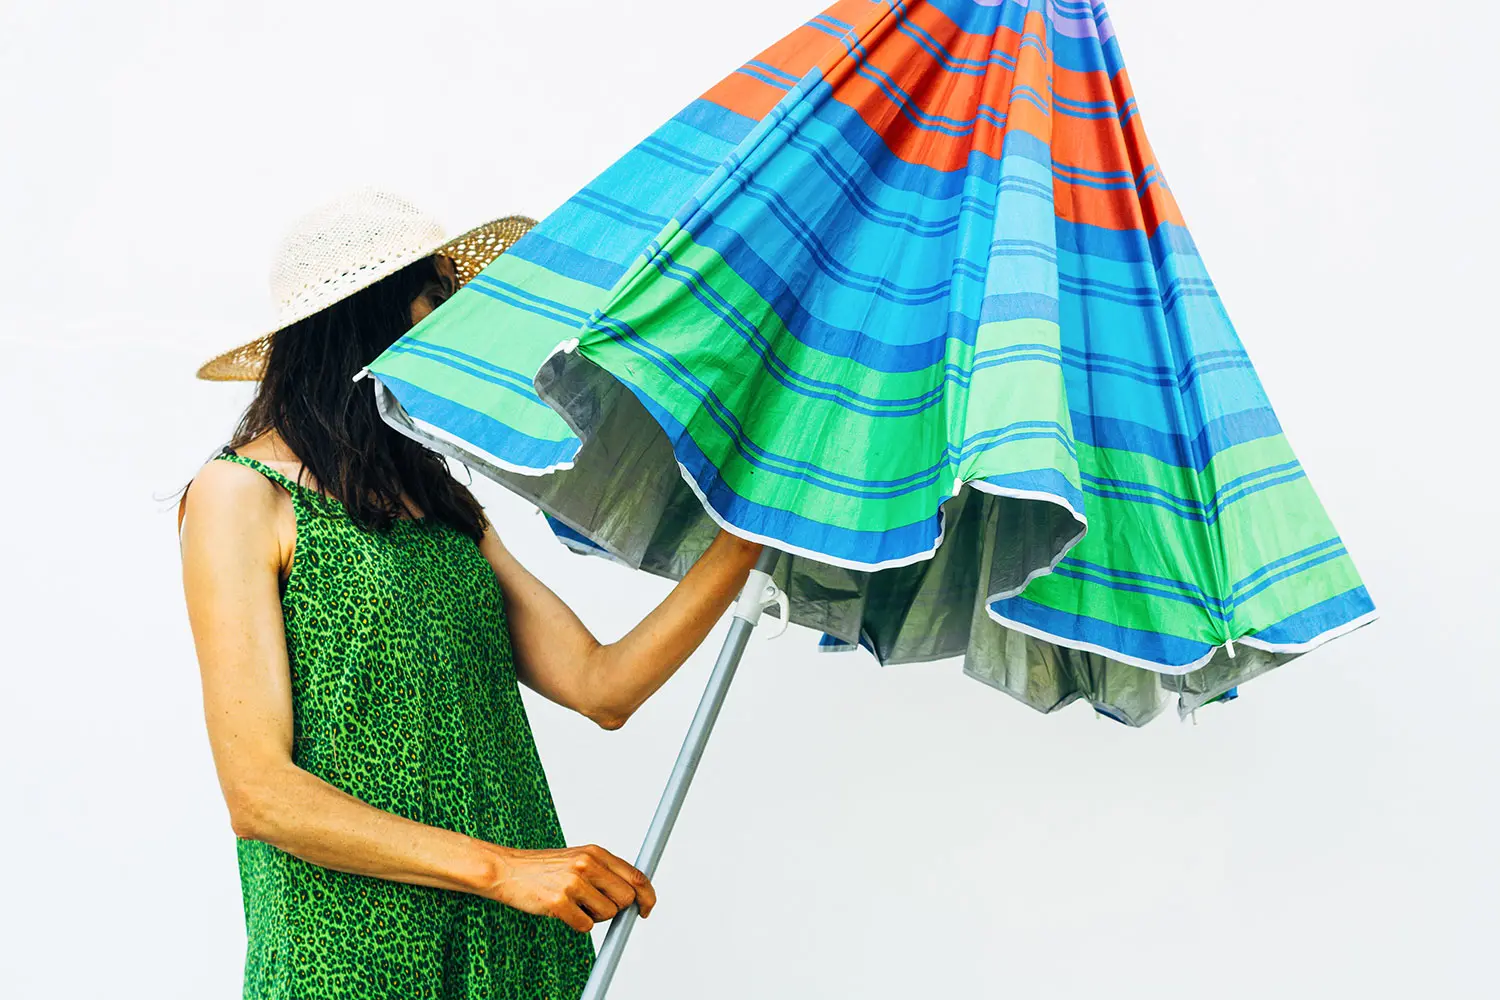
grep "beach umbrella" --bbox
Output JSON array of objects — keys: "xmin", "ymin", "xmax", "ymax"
[{"xmin": 365, "ymin": 1, "xmax": 1375, "ymax": 992}]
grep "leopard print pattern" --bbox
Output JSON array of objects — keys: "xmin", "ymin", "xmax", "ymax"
[{"xmin": 217, "ymin": 454, "xmax": 594, "ymax": 999}]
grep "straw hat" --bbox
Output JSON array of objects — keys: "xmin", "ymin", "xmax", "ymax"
[{"xmin": 197, "ymin": 189, "xmax": 536, "ymax": 381}]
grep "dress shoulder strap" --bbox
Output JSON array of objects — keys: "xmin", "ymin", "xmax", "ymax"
[
  {"xmin": 214, "ymin": 448, "xmax": 309, "ymax": 496},
  {"xmin": 178, "ymin": 448, "xmax": 312, "ymax": 536}
]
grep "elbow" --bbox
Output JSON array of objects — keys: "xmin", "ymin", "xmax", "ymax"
[
  {"xmin": 588, "ymin": 709, "xmax": 631, "ymax": 732},
  {"xmin": 223, "ymin": 781, "xmax": 280, "ymax": 842},
  {"xmin": 585, "ymin": 701, "xmax": 634, "ymax": 732},
  {"xmin": 578, "ymin": 647, "xmax": 636, "ymax": 731}
]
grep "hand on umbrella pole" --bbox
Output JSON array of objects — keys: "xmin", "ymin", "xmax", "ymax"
[
  {"xmin": 482, "ymin": 843, "xmax": 656, "ymax": 934},
  {"xmin": 581, "ymin": 547, "xmax": 782, "ymax": 1000}
]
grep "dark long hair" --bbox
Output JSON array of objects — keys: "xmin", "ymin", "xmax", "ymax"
[{"xmin": 227, "ymin": 256, "xmax": 486, "ymax": 541}]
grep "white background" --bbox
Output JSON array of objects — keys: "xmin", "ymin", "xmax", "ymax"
[{"xmin": 2, "ymin": 1, "xmax": 1496, "ymax": 997}]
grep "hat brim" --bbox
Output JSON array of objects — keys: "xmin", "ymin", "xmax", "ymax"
[{"xmin": 196, "ymin": 214, "xmax": 538, "ymax": 382}]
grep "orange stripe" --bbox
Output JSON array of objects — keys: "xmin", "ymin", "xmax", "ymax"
[
  {"xmin": 702, "ymin": 1, "xmax": 884, "ymax": 122},
  {"xmin": 817, "ymin": 6, "xmax": 1036, "ymax": 172},
  {"xmin": 1052, "ymin": 68, "xmax": 1185, "ymax": 234},
  {"xmin": 702, "ymin": 2, "xmax": 1188, "ymax": 236}
]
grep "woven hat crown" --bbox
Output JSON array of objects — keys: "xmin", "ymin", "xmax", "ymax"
[{"xmin": 271, "ymin": 189, "xmax": 448, "ymax": 325}]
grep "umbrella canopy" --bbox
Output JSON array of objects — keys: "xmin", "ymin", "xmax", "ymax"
[{"xmin": 368, "ymin": 0, "xmax": 1374, "ymax": 726}]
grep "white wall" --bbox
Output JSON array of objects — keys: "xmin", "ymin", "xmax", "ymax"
[{"xmin": 2, "ymin": 2, "xmax": 1495, "ymax": 997}]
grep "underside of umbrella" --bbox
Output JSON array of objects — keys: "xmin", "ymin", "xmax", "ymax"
[{"xmin": 369, "ymin": 0, "xmax": 1375, "ymax": 726}]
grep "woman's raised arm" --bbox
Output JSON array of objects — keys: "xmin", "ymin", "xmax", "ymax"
[{"xmin": 481, "ymin": 526, "xmax": 764, "ymax": 730}]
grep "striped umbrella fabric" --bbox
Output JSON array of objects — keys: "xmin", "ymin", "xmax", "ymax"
[{"xmin": 369, "ymin": 0, "xmax": 1374, "ymax": 725}]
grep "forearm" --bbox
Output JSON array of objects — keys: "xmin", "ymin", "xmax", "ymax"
[
  {"xmin": 229, "ymin": 761, "xmax": 502, "ymax": 897},
  {"xmin": 580, "ymin": 531, "xmax": 763, "ymax": 723}
]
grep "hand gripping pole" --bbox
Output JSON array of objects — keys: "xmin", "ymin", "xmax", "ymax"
[{"xmin": 580, "ymin": 547, "xmax": 783, "ymax": 999}]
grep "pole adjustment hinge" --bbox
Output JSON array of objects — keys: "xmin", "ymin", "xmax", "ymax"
[{"xmin": 733, "ymin": 569, "xmax": 789, "ymax": 638}]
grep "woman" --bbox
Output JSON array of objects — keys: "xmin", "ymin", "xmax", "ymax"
[{"xmin": 179, "ymin": 190, "xmax": 763, "ymax": 999}]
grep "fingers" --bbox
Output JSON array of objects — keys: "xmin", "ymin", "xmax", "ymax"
[
  {"xmin": 517, "ymin": 844, "xmax": 658, "ymax": 933},
  {"xmin": 570, "ymin": 878, "xmax": 620, "ymax": 923},
  {"xmin": 547, "ymin": 895, "xmax": 596, "ymax": 934},
  {"xmin": 586, "ymin": 864, "xmax": 637, "ymax": 913},
  {"xmin": 582, "ymin": 845, "xmax": 657, "ymax": 919},
  {"xmin": 571, "ymin": 850, "xmax": 637, "ymax": 916}
]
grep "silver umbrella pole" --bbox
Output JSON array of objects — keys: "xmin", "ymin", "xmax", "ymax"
[{"xmin": 581, "ymin": 548, "xmax": 783, "ymax": 999}]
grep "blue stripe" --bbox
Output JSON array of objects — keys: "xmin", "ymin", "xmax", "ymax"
[
  {"xmin": 1054, "ymin": 93, "xmax": 1119, "ymax": 115},
  {"xmin": 1058, "ymin": 557, "xmax": 1232, "ymax": 616},
  {"xmin": 506, "ymin": 233, "xmax": 627, "ymax": 291},
  {"xmin": 896, "ymin": 19, "xmax": 1018, "ymax": 76},
  {"xmin": 1234, "ymin": 544, "xmax": 1350, "ymax": 605},
  {"xmin": 1009, "ymin": 84, "xmax": 1052, "ymax": 117},
  {"xmin": 736, "ymin": 64, "xmax": 795, "ymax": 91},
  {"xmin": 1063, "ymin": 347, "xmax": 1252, "ymax": 392},
  {"xmin": 1079, "ymin": 460, "xmax": 1306, "ymax": 524},
  {"xmin": 999, "ymin": 175, "xmax": 1054, "ymax": 200},
  {"xmin": 572, "ymin": 190, "xmax": 670, "ymax": 232},
  {"xmin": 992, "ymin": 239, "xmax": 1058, "ymax": 262},
  {"xmin": 638, "ymin": 136, "xmax": 718, "ymax": 176},
  {"xmin": 1251, "ymin": 588, "xmax": 1375, "ymax": 646},
  {"xmin": 782, "ymin": 130, "xmax": 990, "ymax": 237},
  {"xmin": 1215, "ymin": 470, "xmax": 1308, "ymax": 511},
  {"xmin": 1062, "ymin": 218, "xmax": 1200, "ymax": 264},
  {"xmin": 981, "ymin": 467, "xmax": 1086, "ymax": 516},
  {"xmin": 743, "ymin": 59, "xmax": 800, "ymax": 87},
  {"xmin": 466, "ymin": 276, "xmax": 592, "ymax": 330},
  {"xmin": 1081, "ymin": 468, "xmax": 1307, "ymax": 523},
  {"xmin": 853, "ymin": 61, "xmax": 1009, "ymax": 137},
  {"xmin": 376, "ymin": 374, "xmax": 578, "ymax": 471},
  {"xmin": 1049, "ymin": 565, "xmax": 1229, "ymax": 620},
  {"xmin": 471, "ymin": 275, "xmax": 594, "ymax": 324},
  {"xmin": 385, "ymin": 341, "xmax": 542, "ymax": 404},
  {"xmin": 989, "ymin": 595, "xmax": 1217, "ymax": 669},
  {"xmin": 727, "ymin": 180, "xmax": 962, "ymax": 305},
  {"xmin": 1077, "ymin": 408, "xmax": 1283, "ymax": 473},
  {"xmin": 1231, "ymin": 538, "xmax": 1345, "ymax": 597},
  {"xmin": 981, "ymin": 292, "xmax": 1060, "ymax": 324},
  {"xmin": 545, "ymin": 514, "xmax": 607, "ymax": 553},
  {"xmin": 1214, "ymin": 460, "xmax": 1304, "ymax": 497},
  {"xmin": 807, "ymin": 14, "xmax": 868, "ymax": 61},
  {"xmin": 672, "ymin": 99, "xmax": 757, "ymax": 146},
  {"xmin": 957, "ymin": 421, "xmax": 1077, "ymax": 463}
]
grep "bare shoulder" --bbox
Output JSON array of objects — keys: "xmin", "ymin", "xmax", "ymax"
[
  {"xmin": 478, "ymin": 521, "xmax": 537, "ymax": 580},
  {"xmin": 477, "ymin": 520, "xmax": 509, "ymax": 560},
  {"xmin": 179, "ymin": 459, "xmax": 288, "ymax": 552}
]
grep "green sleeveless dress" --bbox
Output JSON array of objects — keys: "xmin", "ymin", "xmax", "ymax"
[{"xmin": 218, "ymin": 453, "xmax": 594, "ymax": 999}]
